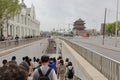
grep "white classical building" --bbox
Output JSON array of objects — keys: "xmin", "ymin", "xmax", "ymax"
[{"xmin": 3, "ymin": 0, "xmax": 40, "ymax": 39}]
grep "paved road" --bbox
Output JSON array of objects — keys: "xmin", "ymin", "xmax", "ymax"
[
  {"xmin": 73, "ymin": 36, "xmax": 120, "ymax": 47},
  {"xmin": 66, "ymin": 37, "xmax": 120, "ymax": 62},
  {"xmin": 0, "ymin": 39, "xmax": 49, "ymax": 66}
]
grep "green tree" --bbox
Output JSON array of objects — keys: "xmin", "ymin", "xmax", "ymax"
[
  {"xmin": 106, "ymin": 21, "xmax": 120, "ymax": 35},
  {"xmin": 51, "ymin": 31, "xmax": 63, "ymax": 35},
  {"xmin": 0, "ymin": 0, "xmax": 21, "ymax": 31}
]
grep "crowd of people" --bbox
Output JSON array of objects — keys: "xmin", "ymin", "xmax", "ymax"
[
  {"xmin": 0, "ymin": 34, "xmax": 40, "ymax": 41},
  {"xmin": 0, "ymin": 55, "xmax": 75, "ymax": 80}
]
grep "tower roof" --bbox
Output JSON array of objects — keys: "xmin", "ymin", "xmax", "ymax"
[
  {"xmin": 74, "ymin": 18, "xmax": 85, "ymax": 26},
  {"xmin": 73, "ymin": 18, "xmax": 86, "ymax": 30},
  {"xmin": 21, "ymin": 0, "xmax": 27, "ymax": 8}
]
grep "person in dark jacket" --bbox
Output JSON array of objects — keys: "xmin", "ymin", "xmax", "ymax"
[
  {"xmin": 66, "ymin": 62, "xmax": 74, "ymax": 80},
  {"xmin": 9, "ymin": 56, "xmax": 17, "ymax": 64},
  {"xmin": 20, "ymin": 57, "xmax": 29, "ymax": 71},
  {"xmin": 15, "ymin": 35, "xmax": 19, "ymax": 45},
  {"xmin": 2, "ymin": 59, "xmax": 8, "ymax": 67}
]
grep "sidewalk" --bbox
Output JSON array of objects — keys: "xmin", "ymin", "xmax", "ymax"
[{"xmin": 55, "ymin": 39, "xmax": 88, "ymax": 80}]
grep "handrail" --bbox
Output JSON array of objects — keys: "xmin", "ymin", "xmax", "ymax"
[
  {"xmin": 61, "ymin": 38, "xmax": 120, "ymax": 80},
  {"xmin": 0, "ymin": 37, "xmax": 42, "ymax": 51},
  {"xmin": 69, "ymin": 39, "xmax": 120, "ymax": 64}
]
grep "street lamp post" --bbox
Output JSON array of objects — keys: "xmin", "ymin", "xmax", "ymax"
[
  {"xmin": 115, "ymin": 0, "xmax": 119, "ymax": 47},
  {"xmin": 102, "ymin": 8, "xmax": 107, "ymax": 45}
]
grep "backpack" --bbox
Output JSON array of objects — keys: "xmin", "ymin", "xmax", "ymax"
[
  {"xmin": 38, "ymin": 68, "xmax": 52, "ymax": 80},
  {"xmin": 59, "ymin": 65, "xmax": 66, "ymax": 74},
  {"xmin": 68, "ymin": 67, "xmax": 74, "ymax": 79}
]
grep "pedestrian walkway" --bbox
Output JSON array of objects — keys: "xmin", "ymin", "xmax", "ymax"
[
  {"xmin": 55, "ymin": 39, "xmax": 87, "ymax": 80},
  {"xmin": 0, "ymin": 38, "xmax": 108, "ymax": 80}
]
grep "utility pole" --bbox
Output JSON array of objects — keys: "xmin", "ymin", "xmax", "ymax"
[
  {"xmin": 115, "ymin": 0, "xmax": 119, "ymax": 47},
  {"xmin": 102, "ymin": 8, "xmax": 107, "ymax": 45}
]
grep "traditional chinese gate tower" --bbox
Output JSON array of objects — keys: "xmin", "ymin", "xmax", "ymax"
[{"xmin": 72, "ymin": 18, "xmax": 86, "ymax": 36}]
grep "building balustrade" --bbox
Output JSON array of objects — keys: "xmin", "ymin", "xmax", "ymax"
[{"xmin": 0, "ymin": 37, "xmax": 42, "ymax": 51}]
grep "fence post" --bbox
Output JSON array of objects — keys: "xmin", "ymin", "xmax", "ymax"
[
  {"xmin": 5, "ymin": 41, "xmax": 7, "ymax": 49},
  {"xmin": 115, "ymin": 64, "xmax": 119, "ymax": 80}
]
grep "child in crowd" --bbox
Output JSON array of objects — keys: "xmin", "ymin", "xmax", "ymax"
[{"xmin": 65, "ymin": 58, "xmax": 69, "ymax": 67}]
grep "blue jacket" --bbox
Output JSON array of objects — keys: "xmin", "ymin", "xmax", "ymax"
[{"xmin": 48, "ymin": 62, "xmax": 56, "ymax": 71}]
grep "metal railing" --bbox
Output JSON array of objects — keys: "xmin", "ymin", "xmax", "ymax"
[
  {"xmin": 61, "ymin": 38, "xmax": 120, "ymax": 80},
  {"xmin": 0, "ymin": 37, "xmax": 42, "ymax": 51}
]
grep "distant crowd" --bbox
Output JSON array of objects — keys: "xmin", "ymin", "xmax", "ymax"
[
  {"xmin": 0, "ymin": 55, "xmax": 75, "ymax": 80},
  {"xmin": 0, "ymin": 34, "xmax": 40, "ymax": 41}
]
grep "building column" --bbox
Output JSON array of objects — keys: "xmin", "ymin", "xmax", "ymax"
[
  {"xmin": 20, "ymin": 27, "xmax": 22, "ymax": 37},
  {"xmin": 16, "ymin": 26, "xmax": 18, "ymax": 35},
  {"xmin": 16, "ymin": 26, "xmax": 20, "ymax": 37},
  {"xmin": 13, "ymin": 25, "xmax": 16, "ymax": 38},
  {"xmin": 30, "ymin": 29, "xmax": 31, "ymax": 36},
  {"xmin": 19, "ymin": 26, "xmax": 21, "ymax": 38},
  {"xmin": 28, "ymin": 28, "xmax": 30, "ymax": 36},
  {"xmin": 10, "ymin": 25, "xmax": 12, "ymax": 35},
  {"xmin": 23, "ymin": 27, "xmax": 25, "ymax": 37},
  {"xmin": 8, "ymin": 24, "xmax": 10, "ymax": 35},
  {"xmin": 25, "ymin": 27, "xmax": 27, "ymax": 36},
  {"xmin": 26, "ymin": 28, "xmax": 29, "ymax": 36},
  {"xmin": 35, "ymin": 30, "xmax": 37, "ymax": 36}
]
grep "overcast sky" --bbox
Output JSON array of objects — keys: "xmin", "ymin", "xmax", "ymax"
[{"xmin": 22, "ymin": 0, "xmax": 120, "ymax": 31}]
